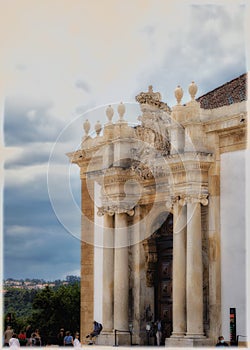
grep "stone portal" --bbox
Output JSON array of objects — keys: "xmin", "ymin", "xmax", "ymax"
[{"xmin": 67, "ymin": 74, "xmax": 247, "ymax": 347}]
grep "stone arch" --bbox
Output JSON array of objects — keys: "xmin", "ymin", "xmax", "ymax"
[{"xmin": 144, "ymin": 202, "xmax": 173, "ymax": 240}]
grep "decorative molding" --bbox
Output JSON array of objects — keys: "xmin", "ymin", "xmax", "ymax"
[
  {"xmin": 143, "ymin": 238, "xmax": 157, "ymax": 287},
  {"xmin": 178, "ymin": 194, "xmax": 209, "ymax": 206},
  {"xmin": 97, "ymin": 206, "xmax": 134, "ymax": 216},
  {"xmin": 134, "ymin": 125, "xmax": 171, "ymax": 155}
]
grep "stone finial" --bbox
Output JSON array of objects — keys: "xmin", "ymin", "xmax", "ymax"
[
  {"xmin": 95, "ymin": 120, "xmax": 102, "ymax": 136},
  {"xmin": 117, "ymin": 102, "xmax": 125, "ymax": 121},
  {"xmin": 188, "ymin": 81, "xmax": 198, "ymax": 101},
  {"xmin": 83, "ymin": 119, "xmax": 90, "ymax": 136},
  {"xmin": 174, "ymin": 85, "xmax": 183, "ymax": 104},
  {"xmin": 106, "ymin": 105, "xmax": 114, "ymax": 123}
]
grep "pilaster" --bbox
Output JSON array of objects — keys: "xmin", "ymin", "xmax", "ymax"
[{"xmin": 171, "ymin": 198, "xmax": 187, "ymax": 337}]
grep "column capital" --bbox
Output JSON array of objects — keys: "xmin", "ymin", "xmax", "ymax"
[
  {"xmin": 97, "ymin": 206, "xmax": 135, "ymax": 216},
  {"xmin": 178, "ymin": 194, "xmax": 209, "ymax": 206},
  {"xmin": 166, "ymin": 195, "xmax": 180, "ymax": 210}
]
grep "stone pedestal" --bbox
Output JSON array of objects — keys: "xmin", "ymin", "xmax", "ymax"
[
  {"xmin": 166, "ymin": 337, "xmax": 213, "ymax": 347},
  {"xmin": 96, "ymin": 331, "xmax": 115, "ymax": 346}
]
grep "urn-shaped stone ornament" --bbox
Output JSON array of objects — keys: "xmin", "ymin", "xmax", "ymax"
[
  {"xmin": 117, "ymin": 102, "xmax": 125, "ymax": 121},
  {"xmin": 174, "ymin": 85, "xmax": 183, "ymax": 104},
  {"xmin": 106, "ymin": 105, "xmax": 114, "ymax": 123},
  {"xmin": 83, "ymin": 119, "xmax": 90, "ymax": 135},
  {"xmin": 95, "ymin": 120, "xmax": 102, "ymax": 136},
  {"xmin": 188, "ymin": 81, "xmax": 198, "ymax": 100}
]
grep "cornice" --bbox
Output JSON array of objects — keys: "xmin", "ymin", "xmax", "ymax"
[{"xmin": 203, "ymin": 112, "xmax": 247, "ymax": 134}]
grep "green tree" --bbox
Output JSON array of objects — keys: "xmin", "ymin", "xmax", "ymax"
[
  {"xmin": 4, "ymin": 288, "xmax": 38, "ymax": 331},
  {"xmin": 30, "ymin": 283, "xmax": 80, "ymax": 345}
]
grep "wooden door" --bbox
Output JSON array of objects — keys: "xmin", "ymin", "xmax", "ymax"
[{"xmin": 155, "ymin": 215, "xmax": 173, "ymax": 343}]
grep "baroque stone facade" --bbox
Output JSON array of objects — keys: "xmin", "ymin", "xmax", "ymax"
[{"xmin": 67, "ymin": 74, "xmax": 247, "ymax": 347}]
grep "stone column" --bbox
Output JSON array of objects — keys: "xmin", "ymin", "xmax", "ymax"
[
  {"xmin": 186, "ymin": 196, "xmax": 205, "ymax": 337},
  {"xmin": 102, "ymin": 213, "xmax": 114, "ymax": 331},
  {"xmin": 114, "ymin": 212, "xmax": 129, "ymax": 330},
  {"xmin": 171, "ymin": 199, "xmax": 187, "ymax": 337},
  {"xmin": 80, "ymin": 177, "xmax": 95, "ymax": 343},
  {"xmin": 131, "ymin": 206, "xmax": 142, "ymax": 343}
]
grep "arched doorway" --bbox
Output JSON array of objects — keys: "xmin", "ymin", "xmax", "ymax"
[{"xmin": 154, "ymin": 213, "xmax": 173, "ymax": 343}]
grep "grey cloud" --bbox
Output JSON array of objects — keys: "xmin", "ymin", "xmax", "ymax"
[
  {"xmin": 4, "ymin": 141, "xmax": 74, "ymax": 168},
  {"xmin": 16, "ymin": 63, "xmax": 28, "ymax": 71},
  {"xmin": 5, "ymin": 146, "xmax": 51, "ymax": 168},
  {"xmin": 135, "ymin": 4, "xmax": 246, "ymax": 106},
  {"xmin": 75, "ymin": 79, "xmax": 91, "ymax": 93},
  {"xmin": 4, "ymin": 175, "xmax": 80, "ymax": 226},
  {"xmin": 4, "ymin": 226, "xmax": 80, "ymax": 280},
  {"xmin": 4, "ymin": 173, "xmax": 81, "ymax": 280},
  {"xmin": 4, "ymin": 96, "xmax": 66, "ymax": 146}
]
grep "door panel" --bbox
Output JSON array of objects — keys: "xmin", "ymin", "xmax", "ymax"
[{"xmin": 155, "ymin": 215, "xmax": 173, "ymax": 343}]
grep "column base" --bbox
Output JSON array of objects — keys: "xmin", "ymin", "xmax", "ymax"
[
  {"xmin": 171, "ymin": 332, "xmax": 186, "ymax": 338},
  {"xmin": 165, "ymin": 337, "xmax": 213, "ymax": 347},
  {"xmin": 95, "ymin": 331, "xmax": 114, "ymax": 346},
  {"xmin": 97, "ymin": 331, "xmax": 132, "ymax": 346},
  {"xmin": 185, "ymin": 333, "xmax": 205, "ymax": 338}
]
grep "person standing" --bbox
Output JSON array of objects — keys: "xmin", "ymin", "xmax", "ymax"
[
  {"xmin": 155, "ymin": 319, "xmax": 162, "ymax": 346},
  {"xmin": 4, "ymin": 326, "xmax": 14, "ymax": 347},
  {"xmin": 73, "ymin": 333, "xmax": 81, "ymax": 347},
  {"xmin": 25, "ymin": 325, "xmax": 32, "ymax": 346},
  {"xmin": 9, "ymin": 334, "xmax": 20, "ymax": 348},
  {"xmin": 33, "ymin": 329, "xmax": 41, "ymax": 346},
  {"xmin": 216, "ymin": 336, "xmax": 229, "ymax": 347},
  {"xmin": 57, "ymin": 328, "xmax": 65, "ymax": 346},
  {"xmin": 64, "ymin": 331, "xmax": 74, "ymax": 346},
  {"xmin": 17, "ymin": 331, "xmax": 26, "ymax": 346}
]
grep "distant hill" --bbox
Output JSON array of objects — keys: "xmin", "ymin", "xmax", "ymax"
[{"xmin": 3, "ymin": 275, "xmax": 80, "ymax": 290}]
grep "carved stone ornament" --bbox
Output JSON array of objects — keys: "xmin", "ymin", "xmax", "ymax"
[
  {"xmin": 174, "ymin": 85, "xmax": 184, "ymax": 105},
  {"xmin": 178, "ymin": 194, "xmax": 209, "ymax": 206},
  {"xmin": 97, "ymin": 206, "xmax": 134, "ymax": 216},
  {"xmin": 131, "ymin": 161, "xmax": 154, "ymax": 180},
  {"xmin": 165, "ymin": 195, "xmax": 179, "ymax": 210},
  {"xmin": 135, "ymin": 85, "xmax": 171, "ymax": 112},
  {"xmin": 134, "ymin": 126, "xmax": 170, "ymax": 154},
  {"xmin": 143, "ymin": 238, "xmax": 158, "ymax": 287}
]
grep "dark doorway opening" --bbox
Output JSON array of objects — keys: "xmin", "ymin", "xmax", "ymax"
[{"xmin": 155, "ymin": 213, "xmax": 173, "ymax": 343}]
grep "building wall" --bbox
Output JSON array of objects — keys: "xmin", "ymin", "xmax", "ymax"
[{"xmin": 220, "ymin": 150, "xmax": 246, "ymax": 342}]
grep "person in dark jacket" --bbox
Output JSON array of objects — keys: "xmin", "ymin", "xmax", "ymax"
[
  {"xmin": 216, "ymin": 336, "xmax": 229, "ymax": 347},
  {"xmin": 57, "ymin": 328, "xmax": 65, "ymax": 346}
]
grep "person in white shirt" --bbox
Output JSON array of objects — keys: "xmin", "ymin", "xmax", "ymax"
[
  {"xmin": 73, "ymin": 333, "xmax": 81, "ymax": 347},
  {"xmin": 9, "ymin": 333, "xmax": 20, "ymax": 348}
]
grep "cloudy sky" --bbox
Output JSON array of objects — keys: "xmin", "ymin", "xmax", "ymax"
[{"xmin": 0, "ymin": 0, "xmax": 248, "ymax": 280}]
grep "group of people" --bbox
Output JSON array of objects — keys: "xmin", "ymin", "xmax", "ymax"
[
  {"xmin": 4, "ymin": 322, "xmax": 230, "ymax": 347},
  {"xmin": 57, "ymin": 329, "xmax": 81, "ymax": 347},
  {"xmin": 4, "ymin": 325, "xmax": 41, "ymax": 347},
  {"xmin": 56, "ymin": 321, "xmax": 102, "ymax": 347}
]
